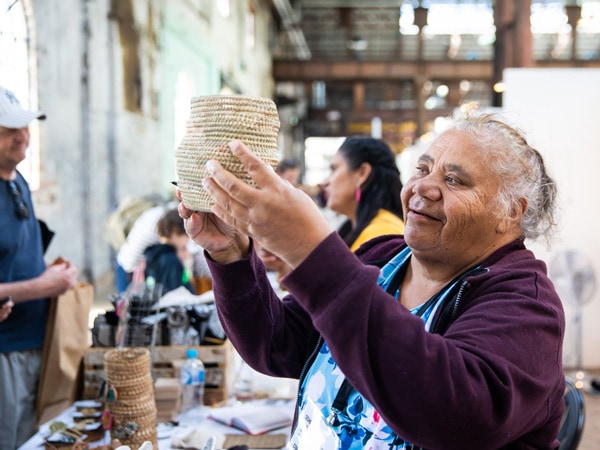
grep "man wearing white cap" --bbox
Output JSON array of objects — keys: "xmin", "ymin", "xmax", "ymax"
[{"xmin": 0, "ymin": 85, "xmax": 79, "ymax": 448}]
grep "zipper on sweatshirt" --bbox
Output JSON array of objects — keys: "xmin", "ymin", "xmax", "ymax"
[
  {"xmin": 449, "ymin": 267, "xmax": 489, "ymax": 322},
  {"xmin": 430, "ymin": 266, "xmax": 489, "ymax": 335}
]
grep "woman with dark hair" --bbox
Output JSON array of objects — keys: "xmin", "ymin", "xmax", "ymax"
[{"xmin": 323, "ymin": 136, "xmax": 404, "ymax": 251}]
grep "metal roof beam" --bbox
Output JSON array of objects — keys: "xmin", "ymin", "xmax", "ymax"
[
  {"xmin": 273, "ymin": 60, "xmax": 493, "ymax": 81},
  {"xmin": 271, "ymin": 0, "xmax": 312, "ymax": 60}
]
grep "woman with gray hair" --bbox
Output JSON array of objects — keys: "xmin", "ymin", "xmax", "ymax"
[{"xmin": 179, "ymin": 110, "xmax": 564, "ymax": 449}]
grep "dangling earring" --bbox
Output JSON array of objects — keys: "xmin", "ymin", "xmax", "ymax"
[{"xmin": 355, "ymin": 186, "xmax": 362, "ymax": 203}]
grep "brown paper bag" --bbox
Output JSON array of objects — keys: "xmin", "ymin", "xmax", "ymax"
[{"xmin": 35, "ymin": 283, "xmax": 94, "ymax": 425}]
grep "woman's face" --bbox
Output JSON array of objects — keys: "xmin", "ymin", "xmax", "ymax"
[
  {"xmin": 401, "ymin": 129, "xmax": 521, "ymax": 268},
  {"xmin": 322, "ymin": 151, "xmax": 363, "ymax": 218}
]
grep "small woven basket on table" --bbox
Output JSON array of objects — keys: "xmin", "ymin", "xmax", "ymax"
[
  {"xmin": 175, "ymin": 94, "xmax": 280, "ymax": 212},
  {"xmin": 104, "ymin": 347, "xmax": 157, "ymax": 449}
]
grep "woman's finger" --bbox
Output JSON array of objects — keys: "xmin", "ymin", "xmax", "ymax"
[
  {"xmin": 228, "ymin": 140, "xmax": 279, "ymax": 188},
  {"xmin": 178, "ymin": 200, "xmax": 194, "ymax": 220},
  {"xmin": 204, "ymin": 140, "xmax": 279, "ymax": 207},
  {"xmin": 202, "ymin": 174, "xmax": 251, "ymax": 236},
  {"xmin": 182, "ymin": 210, "xmax": 202, "ymax": 236}
]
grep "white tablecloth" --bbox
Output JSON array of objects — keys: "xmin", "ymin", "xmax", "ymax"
[{"xmin": 18, "ymin": 399, "xmax": 294, "ymax": 450}]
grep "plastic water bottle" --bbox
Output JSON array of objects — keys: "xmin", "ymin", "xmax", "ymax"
[{"xmin": 180, "ymin": 348, "xmax": 205, "ymax": 412}]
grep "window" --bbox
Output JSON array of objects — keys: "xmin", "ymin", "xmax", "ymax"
[
  {"xmin": 246, "ymin": 5, "xmax": 255, "ymax": 50},
  {"xmin": 217, "ymin": 0, "xmax": 230, "ymax": 19},
  {"xmin": 174, "ymin": 71, "xmax": 195, "ymax": 150},
  {"xmin": 0, "ymin": 0, "xmax": 41, "ymax": 189}
]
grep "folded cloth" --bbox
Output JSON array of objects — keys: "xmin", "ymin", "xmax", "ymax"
[
  {"xmin": 170, "ymin": 427, "xmax": 225, "ymax": 449},
  {"xmin": 115, "ymin": 442, "xmax": 153, "ymax": 450}
]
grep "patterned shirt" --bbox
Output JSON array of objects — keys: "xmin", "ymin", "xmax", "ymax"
[{"xmin": 297, "ymin": 246, "xmax": 468, "ymax": 449}]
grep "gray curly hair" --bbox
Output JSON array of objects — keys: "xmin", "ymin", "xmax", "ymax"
[{"xmin": 452, "ymin": 110, "xmax": 558, "ymax": 242}]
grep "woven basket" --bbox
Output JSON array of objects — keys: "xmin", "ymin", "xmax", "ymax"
[
  {"xmin": 104, "ymin": 348, "xmax": 157, "ymax": 449},
  {"xmin": 175, "ymin": 94, "xmax": 280, "ymax": 212}
]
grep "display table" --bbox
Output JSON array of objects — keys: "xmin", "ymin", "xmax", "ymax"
[
  {"xmin": 18, "ymin": 399, "xmax": 294, "ymax": 450},
  {"xmin": 82, "ymin": 343, "xmax": 236, "ymax": 406}
]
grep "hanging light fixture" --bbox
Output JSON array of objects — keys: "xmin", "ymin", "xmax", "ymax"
[{"xmin": 413, "ymin": 3, "xmax": 429, "ymax": 30}]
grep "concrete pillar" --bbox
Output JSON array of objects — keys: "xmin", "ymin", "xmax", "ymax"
[
  {"xmin": 566, "ymin": 5, "xmax": 582, "ymax": 60},
  {"xmin": 353, "ymin": 82, "xmax": 365, "ymax": 110},
  {"xmin": 514, "ymin": 0, "xmax": 533, "ymax": 68},
  {"xmin": 415, "ymin": 75, "xmax": 426, "ymax": 138},
  {"xmin": 446, "ymin": 81, "xmax": 462, "ymax": 108},
  {"xmin": 493, "ymin": 0, "xmax": 532, "ymax": 106}
]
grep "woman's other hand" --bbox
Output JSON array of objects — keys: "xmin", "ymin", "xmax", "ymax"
[
  {"xmin": 178, "ymin": 196, "xmax": 251, "ymax": 264},
  {"xmin": 256, "ymin": 242, "xmax": 292, "ymax": 279}
]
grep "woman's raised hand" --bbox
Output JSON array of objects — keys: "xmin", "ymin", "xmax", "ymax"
[{"xmin": 199, "ymin": 140, "xmax": 331, "ymax": 269}]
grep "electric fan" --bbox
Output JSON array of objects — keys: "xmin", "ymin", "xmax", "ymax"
[{"xmin": 549, "ymin": 249, "xmax": 596, "ymax": 386}]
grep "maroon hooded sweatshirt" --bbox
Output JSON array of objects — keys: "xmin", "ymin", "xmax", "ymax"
[{"xmin": 208, "ymin": 232, "xmax": 565, "ymax": 449}]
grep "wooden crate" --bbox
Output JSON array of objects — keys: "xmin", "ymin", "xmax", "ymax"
[{"xmin": 82, "ymin": 342, "xmax": 235, "ymax": 406}]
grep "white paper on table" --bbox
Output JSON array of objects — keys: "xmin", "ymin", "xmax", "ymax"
[
  {"xmin": 207, "ymin": 401, "xmax": 294, "ymax": 436},
  {"xmin": 152, "ymin": 286, "xmax": 215, "ymax": 310}
]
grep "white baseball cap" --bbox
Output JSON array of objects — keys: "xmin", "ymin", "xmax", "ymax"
[{"xmin": 0, "ymin": 85, "xmax": 46, "ymax": 128}]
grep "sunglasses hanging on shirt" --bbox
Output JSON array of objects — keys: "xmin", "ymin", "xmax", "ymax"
[{"xmin": 6, "ymin": 180, "xmax": 30, "ymax": 219}]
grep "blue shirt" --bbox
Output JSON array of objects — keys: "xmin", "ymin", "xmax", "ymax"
[{"xmin": 0, "ymin": 171, "xmax": 48, "ymax": 353}]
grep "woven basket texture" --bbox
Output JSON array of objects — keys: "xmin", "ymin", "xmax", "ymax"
[
  {"xmin": 104, "ymin": 347, "xmax": 158, "ymax": 449},
  {"xmin": 175, "ymin": 94, "xmax": 280, "ymax": 212}
]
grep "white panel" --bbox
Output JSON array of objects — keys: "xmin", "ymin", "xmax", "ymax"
[{"xmin": 503, "ymin": 68, "xmax": 600, "ymax": 369}]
